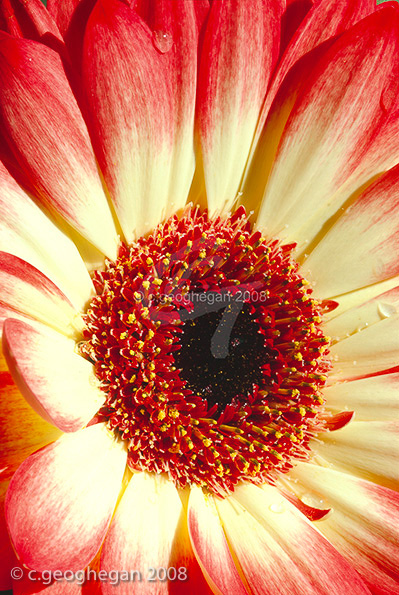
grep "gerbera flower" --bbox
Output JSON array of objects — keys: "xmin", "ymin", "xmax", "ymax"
[{"xmin": 0, "ymin": 0, "xmax": 398, "ymax": 593}]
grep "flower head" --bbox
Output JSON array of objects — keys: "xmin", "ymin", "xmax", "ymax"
[{"xmin": 0, "ymin": 0, "xmax": 398, "ymax": 593}]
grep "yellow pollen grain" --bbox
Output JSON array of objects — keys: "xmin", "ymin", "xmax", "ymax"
[
  {"xmin": 142, "ymin": 280, "xmax": 150, "ymax": 290},
  {"xmin": 146, "ymin": 257, "xmax": 154, "ymax": 265}
]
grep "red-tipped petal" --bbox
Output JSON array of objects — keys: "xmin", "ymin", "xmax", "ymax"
[
  {"xmin": 305, "ymin": 164, "xmax": 399, "ymax": 297},
  {"xmin": 254, "ymin": 0, "xmax": 377, "ymax": 151},
  {"xmin": 188, "ymin": 486, "xmax": 247, "ymax": 595},
  {"xmin": 6, "ymin": 424, "xmax": 126, "ymax": 572},
  {"xmin": 3, "ymin": 319, "xmax": 104, "ymax": 433},
  {"xmin": 0, "ymin": 33, "xmax": 118, "ymax": 258},
  {"xmin": 196, "ymin": 0, "xmax": 283, "ymax": 214},
  {"xmin": 0, "ymin": 253, "xmax": 78, "ymax": 336},
  {"xmin": 216, "ymin": 483, "xmax": 371, "ymax": 594},
  {"xmin": 0, "ymin": 160, "xmax": 93, "ymax": 312},
  {"xmin": 83, "ymin": 0, "xmax": 197, "ymax": 242},
  {"xmin": 257, "ymin": 6, "xmax": 399, "ymax": 249},
  {"xmin": 101, "ymin": 473, "xmax": 212, "ymax": 594},
  {"xmin": 290, "ymin": 463, "xmax": 399, "ymax": 594}
]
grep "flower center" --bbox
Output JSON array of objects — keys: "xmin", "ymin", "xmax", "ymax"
[{"xmin": 80, "ymin": 208, "xmax": 331, "ymax": 495}]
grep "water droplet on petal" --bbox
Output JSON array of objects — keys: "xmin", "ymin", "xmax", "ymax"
[
  {"xmin": 301, "ymin": 492, "xmax": 327, "ymax": 509},
  {"xmin": 269, "ymin": 502, "xmax": 285, "ymax": 514},
  {"xmin": 152, "ymin": 30, "xmax": 173, "ymax": 54},
  {"xmin": 378, "ymin": 302, "xmax": 397, "ymax": 319}
]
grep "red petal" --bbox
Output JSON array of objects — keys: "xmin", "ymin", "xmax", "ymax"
[
  {"xmin": 0, "ymin": 0, "xmax": 64, "ymax": 50},
  {"xmin": 47, "ymin": 0, "xmax": 81, "ymax": 37}
]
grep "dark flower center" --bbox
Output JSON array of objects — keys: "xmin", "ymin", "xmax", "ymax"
[
  {"xmin": 80, "ymin": 207, "xmax": 331, "ymax": 495},
  {"xmin": 175, "ymin": 302, "xmax": 269, "ymax": 411}
]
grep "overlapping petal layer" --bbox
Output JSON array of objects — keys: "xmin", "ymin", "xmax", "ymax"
[
  {"xmin": 289, "ymin": 464, "xmax": 399, "ymax": 594},
  {"xmin": 3, "ymin": 319, "xmax": 104, "ymax": 432},
  {"xmin": 0, "ymin": 252, "xmax": 79, "ymax": 335},
  {"xmin": 6, "ymin": 424, "xmax": 126, "ymax": 572},
  {"xmin": 0, "ymin": 31, "xmax": 118, "ymax": 257},
  {"xmin": 83, "ymin": 0, "xmax": 197, "ymax": 241}
]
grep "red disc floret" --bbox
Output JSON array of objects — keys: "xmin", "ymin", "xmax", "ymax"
[{"xmin": 80, "ymin": 207, "xmax": 331, "ymax": 495}]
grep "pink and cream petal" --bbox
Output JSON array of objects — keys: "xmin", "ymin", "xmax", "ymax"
[
  {"xmin": 256, "ymin": 6, "xmax": 399, "ymax": 250},
  {"xmin": 196, "ymin": 0, "xmax": 282, "ymax": 214},
  {"xmin": 0, "ymin": 253, "xmax": 80, "ymax": 336},
  {"xmin": 83, "ymin": 0, "xmax": 197, "ymax": 242},
  {"xmin": 3, "ymin": 319, "xmax": 104, "ymax": 433},
  {"xmin": 138, "ymin": 0, "xmax": 199, "ymax": 223},
  {"xmin": 5, "ymin": 423, "xmax": 126, "ymax": 572},
  {"xmin": 303, "ymin": 166, "xmax": 399, "ymax": 298},
  {"xmin": 289, "ymin": 463, "xmax": 399, "ymax": 594},
  {"xmin": 0, "ymin": 160, "xmax": 94, "ymax": 311},
  {"xmin": 0, "ymin": 33, "xmax": 118, "ymax": 258},
  {"xmin": 247, "ymin": 0, "xmax": 376, "ymax": 161},
  {"xmin": 187, "ymin": 486, "xmax": 248, "ymax": 595},
  {"xmin": 311, "ymin": 421, "xmax": 399, "ymax": 490},
  {"xmin": 330, "ymin": 314, "xmax": 399, "ymax": 379},
  {"xmin": 215, "ymin": 483, "xmax": 371, "ymax": 594},
  {"xmin": 324, "ymin": 372, "xmax": 399, "ymax": 422},
  {"xmin": 101, "ymin": 472, "xmax": 211, "ymax": 594}
]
